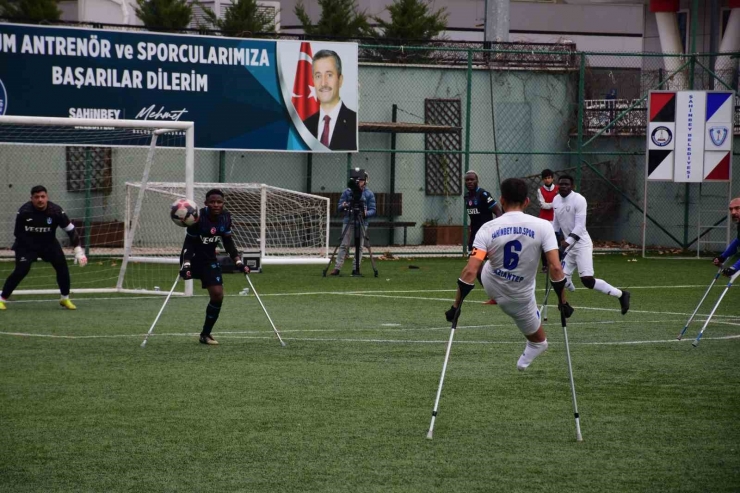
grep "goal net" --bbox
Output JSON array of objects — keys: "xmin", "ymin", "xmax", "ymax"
[
  {"xmin": 121, "ymin": 182, "xmax": 330, "ymax": 272},
  {"xmin": 0, "ymin": 115, "xmax": 194, "ymax": 297}
]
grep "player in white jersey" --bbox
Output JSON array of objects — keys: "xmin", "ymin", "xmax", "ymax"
[
  {"xmin": 446, "ymin": 178, "xmax": 574, "ymax": 371},
  {"xmin": 551, "ymin": 174, "xmax": 630, "ymax": 315}
]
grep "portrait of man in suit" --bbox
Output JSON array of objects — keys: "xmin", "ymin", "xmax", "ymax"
[{"xmin": 302, "ymin": 50, "xmax": 358, "ymax": 151}]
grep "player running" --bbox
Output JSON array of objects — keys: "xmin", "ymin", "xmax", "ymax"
[
  {"xmin": 551, "ymin": 174, "xmax": 630, "ymax": 315},
  {"xmin": 712, "ymin": 197, "xmax": 740, "ymax": 277},
  {"xmin": 447, "ymin": 178, "xmax": 574, "ymax": 371},
  {"xmin": 0, "ymin": 186, "xmax": 87, "ymax": 311},
  {"xmin": 179, "ymin": 189, "xmax": 249, "ymax": 345}
]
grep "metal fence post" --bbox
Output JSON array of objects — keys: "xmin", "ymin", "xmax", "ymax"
[
  {"xmin": 462, "ymin": 49, "xmax": 473, "ymax": 255},
  {"xmin": 577, "ymin": 52, "xmax": 586, "ymax": 190}
]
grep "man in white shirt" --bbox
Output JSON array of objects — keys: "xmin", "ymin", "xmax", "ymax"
[
  {"xmin": 552, "ymin": 174, "xmax": 630, "ymax": 315},
  {"xmin": 447, "ymin": 178, "xmax": 574, "ymax": 371}
]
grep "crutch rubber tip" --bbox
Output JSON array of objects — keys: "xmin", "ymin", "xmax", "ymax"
[
  {"xmin": 426, "ymin": 431, "xmax": 434, "ymax": 440},
  {"xmin": 576, "ymin": 435, "xmax": 583, "ymax": 442},
  {"xmin": 140, "ymin": 341, "xmax": 147, "ymax": 348},
  {"xmin": 691, "ymin": 341, "xmax": 699, "ymax": 348}
]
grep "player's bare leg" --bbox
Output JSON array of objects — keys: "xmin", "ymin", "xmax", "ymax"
[
  {"xmin": 580, "ymin": 275, "xmax": 630, "ymax": 315},
  {"xmin": 517, "ymin": 326, "xmax": 548, "ymax": 371},
  {"xmin": 200, "ymin": 285, "xmax": 224, "ymax": 345}
]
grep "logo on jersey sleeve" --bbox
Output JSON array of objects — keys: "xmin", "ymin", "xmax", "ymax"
[
  {"xmin": 211, "ymin": 227, "xmax": 216, "ymax": 234},
  {"xmin": 47, "ymin": 217, "xmax": 52, "ymax": 224}
]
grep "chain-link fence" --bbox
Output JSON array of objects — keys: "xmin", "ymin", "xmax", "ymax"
[{"xmin": 2, "ymin": 19, "xmax": 738, "ymax": 256}]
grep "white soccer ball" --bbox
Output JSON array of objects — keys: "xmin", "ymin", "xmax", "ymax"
[{"xmin": 170, "ymin": 198, "xmax": 199, "ymax": 227}]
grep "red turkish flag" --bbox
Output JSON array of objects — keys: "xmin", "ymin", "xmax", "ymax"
[{"xmin": 291, "ymin": 42, "xmax": 320, "ymax": 121}]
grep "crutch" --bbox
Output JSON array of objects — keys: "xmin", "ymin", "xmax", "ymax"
[
  {"xmin": 541, "ymin": 245, "xmax": 573, "ymax": 322},
  {"xmin": 426, "ymin": 279, "xmax": 475, "ymax": 440},
  {"xmin": 677, "ymin": 262, "xmax": 727, "ymax": 340},
  {"xmin": 540, "ymin": 276, "xmax": 551, "ymax": 322},
  {"xmin": 245, "ymin": 273, "xmax": 286, "ymax": 347},
  {"xmin": 140, "ymin": 275, "xmax": 180, "ymax": 348},
  {"xmin": 692, "ymin": 269, "xmax": 740, "ymax": 348},
  {"xmin": 560, "ymin": 298, "xmax": 583, "ymax": 442}
]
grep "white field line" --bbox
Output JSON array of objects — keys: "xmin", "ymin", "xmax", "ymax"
[
  {"xmin": 2, "ymin": 329, "xmax": 740, "ymax": 345},
  {"xmin": 0, "ymin": 283, "xmax": 731, "ymax": 305}
]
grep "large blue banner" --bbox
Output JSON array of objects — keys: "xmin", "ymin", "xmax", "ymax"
[{"xmin": 0, "ymin": 23, "xmax": 359, "ymax": 151}]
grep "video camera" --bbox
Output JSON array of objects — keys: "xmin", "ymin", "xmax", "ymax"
[{"xmin": 347, "ymin": 168, "xmax": 367, "ymax": 207}]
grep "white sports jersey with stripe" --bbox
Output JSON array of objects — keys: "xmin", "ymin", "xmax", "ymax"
[{"xmin": 473, "ymin": 211, "xmax": 558, "ymax": 299}]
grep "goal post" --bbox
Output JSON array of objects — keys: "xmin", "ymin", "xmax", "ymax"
[
  {"xmin": 120, "ymin": 182, "xmax": 330, "ymax": 275},
  {"xmin": 0, "ymin": 115, "xmax": 194, "ymax": 297}
]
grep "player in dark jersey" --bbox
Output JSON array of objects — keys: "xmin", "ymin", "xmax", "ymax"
[
  {"xmin": 179, "ymin": 189, "xmax": 249, "ymax": 345},
  {"xmin": 465, "ymin": 170, "xmax": 502, "ymax": 252},
  {"xmin": 713, "ymin": 197, "xmax": 740, "ymax": 278},
  {"xmin": 0, "ymin": 186, "xmax": 87, "ymax": 311},
  {"xmin": 465, "ymin": 171, "xmax": 503, "ymax": 305}
]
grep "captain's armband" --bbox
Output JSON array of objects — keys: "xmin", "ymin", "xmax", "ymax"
[{"xmin": 469, "ymin": 248, "xmax": 487, "ymax": 260}]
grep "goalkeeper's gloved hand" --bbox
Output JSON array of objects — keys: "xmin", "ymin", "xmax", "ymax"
[
  {"xmin": 722, "ymin": 266, "xmax": 737, "ymax": 278},
  {"xmin": 235, "ymin": 260, "xmax": 250, "ymax": 274},
  {"xmin": 445, "ymin": 305, "xmax": 457, "ymax": 322},
  {"xmin": 179, "ymin": 262, "xmax": 192, "ymax": 280},
  {"xmin": 713, "ymin": 256, "xmax": 726, "ymax": 267},
  {"xmin": 73, "ymin": 246, "xmax": 88, "ymax": 267},
  {"xmin": 558, "ymin": 301, "xmax": 575, "ymax": 318}
]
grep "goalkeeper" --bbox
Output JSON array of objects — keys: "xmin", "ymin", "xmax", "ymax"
[
  {"xmin": 0, "ymin": 186, "xmax": 87, "ymax": 311},
  {"xmin": 713, "ymin": 197, "xmax": 740, "ymax": 277},
  {"xmin": 179, "ymin": 189, "xmax": 249, "ymax": 345}
]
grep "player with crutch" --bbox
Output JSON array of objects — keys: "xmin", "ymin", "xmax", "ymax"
[
  {"xmin": 427, "ymin": 178, "xmax": 578, "ymax": 440},
  {"xmin": 680, "ymin": 197, "xmax": 740, "ymax": 345}
]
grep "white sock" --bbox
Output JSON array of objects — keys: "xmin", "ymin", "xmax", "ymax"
[
  {"xmin": 61, "ymin": 295, "xmax": 69, "ymax": 300},
  {"xmin": 565, "ymin": 276, "xmax": 576, "ymax": 292},
  {"xmin": 593, "ymin": 279, "xmax": 622, "ymax": 298},
  {"xmin": 517, "ymin": 339, "xmax": 548, "ymax": 371}
]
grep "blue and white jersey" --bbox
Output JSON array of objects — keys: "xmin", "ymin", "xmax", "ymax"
[
  {"xmin": 183, "ymin": 207, "xmax": 233, "ymax": 262},
  {"xmin": 474, "ymin": 211, "xmax": 558, "ymax": 299}
]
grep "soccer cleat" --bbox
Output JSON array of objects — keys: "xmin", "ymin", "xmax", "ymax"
[
  {"xmin": 619, "ymin": 290, "xmax": 631, "ymax": 315},
  {"xmin": 484, "ymin": 299, "xmax": 498, "ymax": 305},
  {"xmin": 329, "ymin": 269, "xmax": 340, "ymax": 276},
  {"xmin": 199, "ymin": 334, "xmax": 219, "ymax": 345},
  {"xmin": 59, "ymin": 299, "xmax": 76, "ymax": 310},
  {"xmin": 0, "ymin": 300, "xmax": 6, "ymax": 311}
]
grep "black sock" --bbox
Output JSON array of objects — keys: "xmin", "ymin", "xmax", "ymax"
[{"xmin": 201, "ymin": 301, "xmax": 222, "ymax": 336}]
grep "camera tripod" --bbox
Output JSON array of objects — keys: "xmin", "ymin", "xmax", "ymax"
[{"xmin": 322, "ymin": 207, "xmax": 378, "ymax": 277}]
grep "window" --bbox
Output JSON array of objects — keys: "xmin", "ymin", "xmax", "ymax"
[{"xmin": 65, "ymin": 147, "xmax": 112, "ymax": 194}]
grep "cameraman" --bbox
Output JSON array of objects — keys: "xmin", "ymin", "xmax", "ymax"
[{"xmin": 330, "ymin": 170, "xmax": 376, "ymax": 276}]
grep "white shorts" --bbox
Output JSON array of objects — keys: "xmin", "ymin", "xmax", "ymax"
[
  {"xmin": 482, "ymin": 279, "xmax": 541, "ymax": 335},
  {"xmin": 562, "ymin": 243, "xmax": 594, "ymax": 278}
]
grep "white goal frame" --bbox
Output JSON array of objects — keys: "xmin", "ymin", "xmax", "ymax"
[
  {"xmin": 121, "ymin": 182, "xmax": 331, "ymax": 268},
  {"xmin": 0, "ymin": 115, "xmax": 195, "ymax": 296}
]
